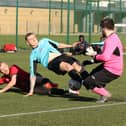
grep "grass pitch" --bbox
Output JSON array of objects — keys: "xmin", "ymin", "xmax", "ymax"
[{"xmin": 0, "ymin": 35, "xmax": 125, "ymax": 126}]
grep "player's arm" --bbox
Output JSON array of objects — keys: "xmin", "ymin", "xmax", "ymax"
[
  {"xmin": 96, "ymin": 39, "xmax": 116, "ymax": 61},
  {"xmin": 26, "ymin": 58, "xmax": 37, "ymax": 96},
  {"xmin": 72, "ymin": 41, "xmax": 81, "ymax": 47},
  {"xmin": 58, "ymin": 43, "xmax": 73, "ymax": 49},
  {"xmin": 28, "ymin": 75, "xmax": 36, "ymax": 96},
  {"xmin": 48, "ymin": 38, "xmax": 73, "ymax": 49},
  {"xmin": 0, "ymin": 75, "xmax": 16, "ymax": 93}
]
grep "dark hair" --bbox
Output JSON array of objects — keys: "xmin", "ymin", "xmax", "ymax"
[
  {"xmin": 100, "ymin": 18, "xmax": 115, "ymax": 30},
  {"xmin": 25, "ymin": 32, "xmax": 34, "ymax": 41},
  {"xmin": 79, "ymin": 35, "xmax": 84, "ymax": 41}
]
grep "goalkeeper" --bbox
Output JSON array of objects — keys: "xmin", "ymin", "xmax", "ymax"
[{"xmin": 83, "ymin": 18, "xmax": 124, "ymax": 103}]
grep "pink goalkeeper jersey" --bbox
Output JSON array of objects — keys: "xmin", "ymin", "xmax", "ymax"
[{"xmin": 96, "ymin": 33, "xmax": 123, "ymax": 76}]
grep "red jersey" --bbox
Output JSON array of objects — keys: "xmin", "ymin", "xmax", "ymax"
[{"xmin": 0, "ymin": 65, "xmax": 30, "ymax": 90}]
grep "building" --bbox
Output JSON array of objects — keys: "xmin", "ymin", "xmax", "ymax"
[{"xmin": 0, "ymin": 0, "xmax": 126, "ymax": 35}]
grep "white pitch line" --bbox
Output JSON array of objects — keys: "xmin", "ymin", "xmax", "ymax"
[{"xmin": 0, "ymin": 102, "xmax": 126, "ymax": 118}]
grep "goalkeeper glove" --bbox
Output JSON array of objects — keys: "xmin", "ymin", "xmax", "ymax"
[{"xmin": 85, "ymin": 46, "xmax": 97, "ymax": 56}]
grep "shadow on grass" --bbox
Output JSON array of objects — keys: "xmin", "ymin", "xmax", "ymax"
[
  {"xmin": 1, "ymin": 88, "xmax": 98, "ymax": 102},
  {"xmin": 108, "ymin": 97, "xmax": 126, "ymax": 102},
  {"xmin": 49, "ymin": 93, "xmax": 97, "ymax": 102},
  {"xmin": 3, "ymin": 88, "xmax": 126, "ymax": 103},
  {"xmin": 4, "ymin": 88, "xmax": 25, "ymax": 94},
  {"xmin": 68, "ymin": 96, "xmax": 97, "ymax": 102}
]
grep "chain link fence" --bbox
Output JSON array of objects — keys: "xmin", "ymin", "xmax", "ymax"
[{"xmin": 0, "ymin": 0, "xmax": 126, "ymax": 48}]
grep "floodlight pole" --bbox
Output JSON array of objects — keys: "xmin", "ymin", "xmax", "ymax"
[
  {"xmin": 66, "ymin": 0, "xmax": 70, "ymax": 44},
  {"xmin": 16, "ymin": 0, "xmax": 19, "ymax": 49}
]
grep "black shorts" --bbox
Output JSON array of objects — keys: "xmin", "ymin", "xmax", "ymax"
[
  {"xmin": 84, "ymin": 64, "xmax": 119, "ymax": 89},
  {"xmin": 18, "ymin": 73, "xmax": 50, "ymax": 93},
  {"xmin": 48, "ymin": 54, "xmax": 79, "ymax": 75}
]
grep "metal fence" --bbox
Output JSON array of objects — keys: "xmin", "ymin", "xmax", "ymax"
[{"xmin": 0, "ymin": 0, "xmax": 126, "ymax": 47}]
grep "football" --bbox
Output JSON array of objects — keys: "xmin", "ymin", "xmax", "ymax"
[{"xmin": 68, "ymin": 79, "xmax": 82, "ymax": 91}]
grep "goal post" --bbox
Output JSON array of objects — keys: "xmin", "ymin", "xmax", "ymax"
[{"xmin": 115, "ymin": 24, "xmax": 126, "ymax": 33}]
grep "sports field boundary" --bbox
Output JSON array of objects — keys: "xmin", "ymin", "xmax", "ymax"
[{"xmin": 0, "ymin": 102, "xmax": 126, "ymax": 118}]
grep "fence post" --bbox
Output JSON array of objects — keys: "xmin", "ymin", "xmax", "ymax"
[
  {"xmin": 66, "ymin": 0, "xmax": 70, "ymax": 44},
  {"xmin": 97, "ymin": 0, "xmax": 100, "ymax": 32},
  {"xmin": 85, "ymin": 0, "xmax": 88, "ymax": 33},
  {"xmin": 108, "ymin": 0, "xmax": 111, "ymax": 14},
  {"xmin": 60, "ymin": 0, "xmax": 63, "ymax": 33},
  {"xmin": 87, "ymin": 2, "xmax": 92, "ymax": 43},
  {"xmin": 48, "ymin": 0, "xmax": 51, "ymax": 36},
  {"xmin": 16, "ymin": 0, "xmax": 19, "ymax": 48},
  {"xmin": 73, "ymin": 0, "xmax": 76, "ymax": 33},
  {"xmin": 119, "ymin": 0, "xmax": 122, "ymax": 22}
]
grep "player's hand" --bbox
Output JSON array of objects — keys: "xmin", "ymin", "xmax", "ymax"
[{"xmin": 85, "ymin": 46, "xmax": 97, "ymax": 56}]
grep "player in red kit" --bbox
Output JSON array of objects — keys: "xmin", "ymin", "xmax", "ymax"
[{"xmin": 0, "ymin": 62, "xmax": 65, "ymax": 95}]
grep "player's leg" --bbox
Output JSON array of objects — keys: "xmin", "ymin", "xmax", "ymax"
[
  {"xmin": 35, "ymin": 74, "xmax": 67, "ymax": 96},
  {"xmin": 48, "ymin": 54, "xmax": 86, "ymax": 93},
  {"xmin": 49, "ymin": 88, "xmax": 68, "ymax": 96},
  {"xmin": 33, "ymin": 75, "xmax": 51, "ymax": 95},
  {"xmin": 60, "ymin": 61, "xmax": 82, "ymax": 83},
  {"xmin": 59, "ymin": 55, "xmax": 90, "ymax": 92},
  {"xmin": 34, "ymin": 86, "xmax": 49, "ymax": 95},
  {"xmin": 83, "ymin": 75, "xmax": 111, "ymax": 103},
  {"xmin": 59, "ymin": 61, "xmax": 82, "ymax": 94},
  {"xmin": 72, "ymin": 62, "xmax": 89, "ymax": 80},
  {"xmin": 36, "ymin": 73, "xmax": 58, "ymax": 89},
  {"xmin": 34, "ymin": 86, "xmax": 67, "ymax": 96},
  {"xmin": 59, "ymin": 54, "xmax": 89, "ymax": 82},
  {"xmin": 83, "ymin": 67, "xmax": 119, "ymax": 103},
  {"xmin": 90, "ymin": 64, "xmax": 104, "ymax": 75},
  {"xmin": 48, "ymin": 54, "xmax": 82, "ymax": 85}
]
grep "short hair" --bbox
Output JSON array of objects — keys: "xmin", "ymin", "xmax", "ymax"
[
  {"xmin": 100, "ymin": 18, "xmax": 115, "ymax": 30},
  {"xmin": 79, "ymin": 35, "xmax": 84, "ymax": 40},
  {"xmin": 25, "ymin": 32, "xmax": 34, "ymax": 41}
]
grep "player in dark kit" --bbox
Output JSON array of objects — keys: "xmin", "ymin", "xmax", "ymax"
[
  {"xmin": 58, "ymin": 35, "xmax": 102, "ymax": 56},
  {"xmin": 0, "ymin": 62, "xmax": 66, "ymax": 96},
  {"xmin": 72, "ymin": 35, "xmax": 89, "ymax": 55},
  {"xmin": 58, "ymin": 35, "xmax": 89, "ymax": 55}
]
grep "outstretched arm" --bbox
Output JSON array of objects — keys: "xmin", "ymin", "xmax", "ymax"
[
  {"xmin": 48, "ymin": 38, "xmax": 75, "ymax": 49},
  {"xmin": 26, "ymin": 76, "xmax": 36, "ymax": 96},
  {"xmin": 72, "ymin": 41, "xmax": 81, "ymax": 47},
  {"xmin": 26, "ymin": 59, "xmax": 37, "ymax": 96},
  {"xmin": 58, "ymin": 43, "xmax": 73, "ymax": 48},
  {"xmin": 0, "ymin": 75, "xmax": 16, "ymax": 93}
]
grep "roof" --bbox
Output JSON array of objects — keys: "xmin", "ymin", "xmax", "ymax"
[{"xmin": 0, "ymin": 0, "xmax": 126, "ymax": 12}]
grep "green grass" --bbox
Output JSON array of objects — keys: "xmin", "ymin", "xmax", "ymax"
[
  {"xmin": 0, "ymin": 33, "xmax": 126, "ymax": 49},
  {"xmin": 0, "ymin": 35, "xmax": 125, "ymax": 126}
]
